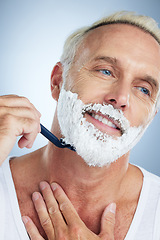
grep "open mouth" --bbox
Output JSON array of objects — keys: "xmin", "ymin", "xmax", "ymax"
[{"xmin": 85, "ymin": 111, "xmax": 124, "ymax": 134}]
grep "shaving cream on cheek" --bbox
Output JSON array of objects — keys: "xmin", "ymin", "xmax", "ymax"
[{"xmin": 57, "ymin": 88, "xmax": 149, "ymax": 167}]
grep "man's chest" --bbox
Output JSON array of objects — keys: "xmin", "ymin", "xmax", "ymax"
[
  {"xmin": 20, "ymin": 203, "xmax": 135, "ymax": 240},
  {"xmin": 17, "ymin": 187, "xmax": 138, "ymax": 240},
  {"xmin": 75, "ymin": 200, "xmax": 137, "ymax": 240},
  {"xmin": 19, "ymin": 198, "xmax": 48, "ymax": 238},
  {"xmin": 114, "ymin": 201, "xmax": 137, "ymax": 240}
]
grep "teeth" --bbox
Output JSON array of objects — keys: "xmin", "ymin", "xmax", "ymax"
[{"xmin": 92, "ymin": 113, "xmax": 117, "ymax": 129}]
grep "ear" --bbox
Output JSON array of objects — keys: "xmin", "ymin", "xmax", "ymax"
[{"xmin": 50, "ymin": 62, "xmax": 63, "ymax": 101}]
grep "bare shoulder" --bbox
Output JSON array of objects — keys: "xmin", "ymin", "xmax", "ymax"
[
  {"xmin": 123, "ymin": 164, "xmax": 144, "ymax": 200},
  {"xmin": 10, "ymin": 146, "xmax": 46, "ymax": 190},
  {"xmin": 10, "ymin": 146, "xmax": 45, "ymax": 168},
  {"xmin": 128, "ymin": 163, "xmax": 143, "ymax": 179},
  {"xmin": 114, "ymin": 164, "xmax": 144, "ymax": 240}
]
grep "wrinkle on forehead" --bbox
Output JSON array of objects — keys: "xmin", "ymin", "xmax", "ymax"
[{"xmin": 74, "ymin": 24, "xmax": 160, "ymax": 68}]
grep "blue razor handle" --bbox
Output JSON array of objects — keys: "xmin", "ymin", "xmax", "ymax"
[{"xmin": 40, "ymin": 124, "xmax": 75, "ymax": 151}]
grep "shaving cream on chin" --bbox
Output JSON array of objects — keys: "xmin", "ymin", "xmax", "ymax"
[{"xmin": 57, "ymin": 88, "xmax": 147, "ymax": 167}]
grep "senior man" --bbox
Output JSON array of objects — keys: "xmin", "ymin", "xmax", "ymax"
[{"xmin": 0, "ymin": 11, "xmax": 160, "ymax": 240}]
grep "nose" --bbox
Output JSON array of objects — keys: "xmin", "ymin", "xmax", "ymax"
[{"xmin": 104, "ymin": 84, "xmax": 130, "ymax": 111}]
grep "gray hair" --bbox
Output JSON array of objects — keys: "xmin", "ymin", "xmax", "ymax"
[{"xmin": 60, "ymin": 11, "xmax": 160, "ymax": 111}]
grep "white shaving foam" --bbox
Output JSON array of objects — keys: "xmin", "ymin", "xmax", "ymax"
[{"xmin": 57, "ymin": 88, "xmax": 150, "ymax": 167}]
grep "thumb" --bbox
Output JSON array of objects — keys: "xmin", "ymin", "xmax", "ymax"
[{"xmin": 99, "ymin": 203, "xmax": 116, "ymax": 240}]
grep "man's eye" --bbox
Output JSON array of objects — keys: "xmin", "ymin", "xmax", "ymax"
[
  {"xmin": 99, "ymin": 69, "xmax": 112, "ymax": 76},
  {"xmin": 137, "ymin": 87, "xmax": 150, "ymax": 96}
]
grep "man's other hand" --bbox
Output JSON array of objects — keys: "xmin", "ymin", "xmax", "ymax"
[{"xmin": 22, "ymin": 182, "xmax": 116, "ymax": 240}]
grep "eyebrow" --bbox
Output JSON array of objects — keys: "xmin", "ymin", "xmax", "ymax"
[
  {"xmin": 142, "ymin": 75, "xmax": 159, "ymax": 91},
  {"xmin": 93, "ymin": 56, "xmax": 159, "ymax": 91},
  {"xmin": 93, "ymin": 56, "xmax": 119, "ymax": 66}
]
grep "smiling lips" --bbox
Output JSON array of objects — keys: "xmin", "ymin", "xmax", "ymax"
[{"xmin": 87, "ymin": 111, "xmax": 122, "ymax": 133}]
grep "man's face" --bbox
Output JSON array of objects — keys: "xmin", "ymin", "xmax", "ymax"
[
  {"xmin": 66, "ymin": 24, "xmax": 160, "ymax": 133},
  {"xmin": 57, "ymin": 24, "xmax": 160, "ymax": 167}
]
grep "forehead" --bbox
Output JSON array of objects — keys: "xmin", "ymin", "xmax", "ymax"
[{"xmin": 76, "ymin": 24, "xmax": 160, "ymax": 68}]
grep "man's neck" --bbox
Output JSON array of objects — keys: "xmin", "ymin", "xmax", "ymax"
[{"xmin": 42, "ymin": 142, "xmax": 131, "ymax": 205}]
